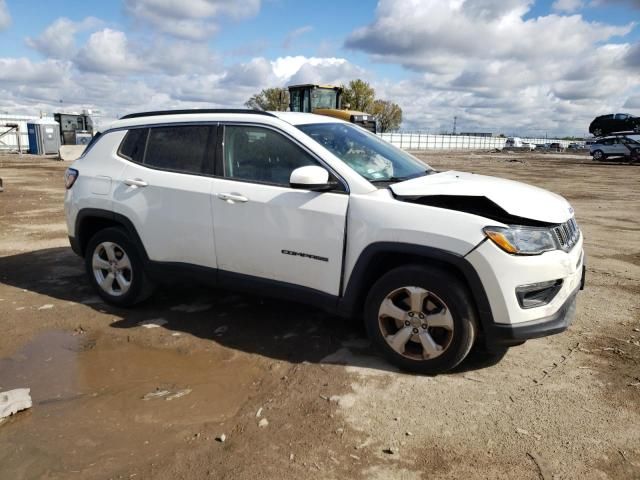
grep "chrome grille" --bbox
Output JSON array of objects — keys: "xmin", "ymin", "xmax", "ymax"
[{"xmin": 552, "ymin": 217, "xmax": 580, "ymax": 251}]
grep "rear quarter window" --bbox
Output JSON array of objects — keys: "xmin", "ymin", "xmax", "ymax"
[{"xmin": 118, "ymin": 128, "xmax": 148, "ymax": 163}]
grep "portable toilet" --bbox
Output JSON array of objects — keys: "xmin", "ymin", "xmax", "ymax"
[{"xmin": 27, "ymin": 118, "xmax": 61, "ymax": 155}]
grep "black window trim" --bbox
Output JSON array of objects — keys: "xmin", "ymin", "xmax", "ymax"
[
  {"xmin": 115, "ymin": 122, "xmax": 217, "ymax": 178},
  {"xmin": 110, "ymin": 120, "xmax": 349, "ymax": 191},
  {"xmin": 217, "ymin": 121, "xmax": 349, "ymax": 194}
]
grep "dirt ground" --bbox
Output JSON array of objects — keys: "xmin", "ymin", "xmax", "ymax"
[{"xmin": 0, "ymin": 150, "xmax": 638, "ymax": 480}]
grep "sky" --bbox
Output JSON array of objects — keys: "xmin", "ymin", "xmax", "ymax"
[{"xmin": 0, "ymin": 0, "xmax": 639, "ymax": 136}]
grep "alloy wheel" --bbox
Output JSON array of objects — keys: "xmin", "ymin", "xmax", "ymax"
[
  {"xmin": 378, "ymin": 286, "xmax": 454, "ymax": 360},
  {"xmin": 92, "ymin": 241, "xmax": 133, "ymax": 296}
]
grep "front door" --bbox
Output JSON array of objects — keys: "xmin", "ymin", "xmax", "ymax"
[{"xmin": 211, "ymin": 124, "xmax": 348, "ymax": 295}]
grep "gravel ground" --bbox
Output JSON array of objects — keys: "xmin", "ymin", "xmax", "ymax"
[{"xmin": 0, "ymin": 151, "xmax": 638, "ymax": 479}]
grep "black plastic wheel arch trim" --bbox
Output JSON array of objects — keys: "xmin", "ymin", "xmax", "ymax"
[
  {"xmin": 337, "ymin": 242, "xmax": 496, "ymax": 329},
  {"xmin": 74, "ymin": 208, "xmax": 150, "ymax": 261}
]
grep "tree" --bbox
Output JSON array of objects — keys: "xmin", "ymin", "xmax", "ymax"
[
  {"xmin": 341, "ymin": 79, "xmax": 375, "ymax": 113},
  {"xmin": 372, "ymin": 99, "xmax": 402, "ymax": 132},
  {"xmin": 245, "ymin": 87, "xmax": 289, "ymax": 111}
]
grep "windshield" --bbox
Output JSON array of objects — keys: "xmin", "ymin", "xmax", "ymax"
[
  {"xmin": 297, "ymin": 122, "xmax": 433, "ymax": 182},
  {"xmin": 311, "ymin": 89, "xmax": 338, "ymax": 109}
]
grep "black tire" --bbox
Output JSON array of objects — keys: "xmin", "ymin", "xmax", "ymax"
[
  {"xmin": 364, "ymin": 265, "xmax": 477, "ymax": 374},
  {"xmin": 592, "ymin": 149, "xmax": 606, "ymax": 161},
  {"xmin": 593, "ymin": 128, "xmax": 603, "ymax": 137},
  {"xmin": 85, "ymin": 227, "xmax": 154, "ymax": 307}
]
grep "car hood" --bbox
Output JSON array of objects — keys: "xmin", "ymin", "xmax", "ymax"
[{"xmin": 389, "ymin": 170, "xmax": 573, "ymax": 224}]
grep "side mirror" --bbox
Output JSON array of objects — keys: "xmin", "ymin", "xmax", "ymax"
[{"xmin": 290, "ymin": 166, "xmax": 336, "ymax": 191}]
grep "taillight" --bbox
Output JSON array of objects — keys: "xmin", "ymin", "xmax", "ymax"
[{"xmin": 64, "ymin": 168, "xmax": 79, "ymax": 189}]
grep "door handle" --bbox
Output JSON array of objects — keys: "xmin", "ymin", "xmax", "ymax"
[
  {"xmin": 217, "ymin": 192, "xmax": 248, "ymax": 203},
  {"xmin": 124, "ymin": 178, "xmax": 148, "ymax": 188}
]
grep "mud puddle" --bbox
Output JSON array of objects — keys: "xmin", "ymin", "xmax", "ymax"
[{"xmin": 0, "ymin": 330, "xmax": 263, "ymax": 479}]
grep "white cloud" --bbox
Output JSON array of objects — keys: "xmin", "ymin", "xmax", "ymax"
[
  {"xmin": 344, "ymin": 0, "xmax": 639, "ymax": 135},
  {"xmin": 26, "ymin": 17, "xmax": 102, "ymax": 59},
  {"xmin": 590, "ymin": 0, "xmax": 640, "ymax": 8},
  {"xmin": 345, "ymin": 0, "xmax": 633, "ymax": 69},
  {"xmin": 623, "ymin": 95, "xmax": 640, "ymax": 108},
  {"xmin": 0, "ymin": 0, "xmax": 10, "ymax": 31},
  {"xmin": 124, "ymin": 0, "xmax": 261, "ymax": 40},
  {"xmin": 283, "ymin": 25, "xmax": 313, "ymax": 49},
  {"xmin": 0, "ymin": 58, "xmax": 70, "ymax": 85},
  {"xmin": 146, "ymin": 40, "xmax": 219, "ymax": 75},
  {"xmin": 75, "ymin": 29, "xmax": 143, "ymax": 74},
  {"xmin": 552, "ymin": 0, "xmax": 584, "ymax": 13}
]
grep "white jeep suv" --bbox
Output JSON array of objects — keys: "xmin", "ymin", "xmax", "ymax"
[{"xmin": 64, "ymin": 110, "xmax": 585, "ymax": 374}]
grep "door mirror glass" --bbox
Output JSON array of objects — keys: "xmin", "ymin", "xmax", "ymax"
[{"xmin": 290, "ymin": 166, "xmax": 334, "ymax": 191}]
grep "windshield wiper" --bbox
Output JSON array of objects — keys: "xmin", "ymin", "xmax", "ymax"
[{"xmin": 369, "ymin": 170, "xmax": 432, "ymax": 184}]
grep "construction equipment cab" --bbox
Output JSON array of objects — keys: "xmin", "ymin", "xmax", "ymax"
[{"xmin": 288, "ymin": 84, "xmax": 377, "ymax": 133}]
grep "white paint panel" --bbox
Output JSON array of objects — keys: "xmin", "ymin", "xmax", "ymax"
[{"xmin": 211, "ymin": 178, "xmax": 348, "ymax": 295}]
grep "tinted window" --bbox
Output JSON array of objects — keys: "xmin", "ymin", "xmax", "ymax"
[
  {"xmin": 223, "ymin": 126, "xmax": 316, "ymax": 185},
  {"xmin": 145, "ymin": 126, "xmax": 211, "ymax": 174},
  {"xmin": 119, "ymin": 128, "xmax": 148, "ymax": 163}
]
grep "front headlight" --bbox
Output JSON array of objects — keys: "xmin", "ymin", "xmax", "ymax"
[{"xmin": 483, "ymin": 225, "xmax": 558, "ymax": 255}]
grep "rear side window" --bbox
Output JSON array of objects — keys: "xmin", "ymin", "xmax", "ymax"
[
  {"xmin": 119, "ymin": 128, "xmax": 148, "ymax": 163},
  {"xmin": 145, "ymin": 126, "xmax": 211, "ymax": 174}
]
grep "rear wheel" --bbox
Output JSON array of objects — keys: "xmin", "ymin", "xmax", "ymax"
[
  {"xmin": 592, "ymin": 149, "xmax": 605, "ymax": 161},
  {"xmin": 364, "ymin": 265, "xmax": 477, "ymax": 374},
  {"xmin": 85, "ymin": 227, "xmax": 154, "ymax": 307},
  {"xmin": 593, "ymin": 127, "xmax": 603, "ymax": 137}
]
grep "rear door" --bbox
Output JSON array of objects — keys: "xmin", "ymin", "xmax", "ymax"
[
  {"xmin": 210, "ymin": 124, "xmax": 349, "ymax": 295},
  {"xmin": 112, "ymin": 124, "xmax": 218, "ymax": 268}
]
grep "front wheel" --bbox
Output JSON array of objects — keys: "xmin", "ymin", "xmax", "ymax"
[
  {"xmin": 592, "ymin": 149, "xmax": 605, "ymax": 161},
  {"xmin": 85, "ymin": 227, "xmax": 154, "ymax": 307},
  {"xmin": 364, "ymin": 265, "xmax": 477, "ymax": 374}
]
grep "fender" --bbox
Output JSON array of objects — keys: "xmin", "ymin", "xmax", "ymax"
[{"xmin": 337, "ymin": 242, "xmax": 496, "ymax": 331}]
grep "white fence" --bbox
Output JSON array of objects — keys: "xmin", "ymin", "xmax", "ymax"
[
  {"xmin": 0, "ymin": 114, "xmax": 43, "ymax": 152},
  {"xmin": 377, "ymin": 133, "xmax": 573, "ymax": 150}
]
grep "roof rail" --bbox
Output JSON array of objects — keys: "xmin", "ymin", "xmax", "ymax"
[{"xmin": 120, "ymin": 109, "xmax": 276, "ymax": 120}]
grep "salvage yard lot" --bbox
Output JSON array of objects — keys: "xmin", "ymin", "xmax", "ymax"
[{"xmin": 0, "ymin": 151, "xmax": 638, "ymax": 479}]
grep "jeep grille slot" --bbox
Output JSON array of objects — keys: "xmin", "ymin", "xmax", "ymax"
[{"xmin": 553, "ymin": 217, "xmax": 580, "ymax": 252}]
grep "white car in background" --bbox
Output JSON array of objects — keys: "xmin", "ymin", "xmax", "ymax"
[
  {"xmin": 64, "ymin": 110, "xmax": 585, "ymax": 374},
  {"xmin": 505, "ymin": 137, "xmax": 535, "ymax": 150}
]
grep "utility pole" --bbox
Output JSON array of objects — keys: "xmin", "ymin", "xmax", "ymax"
[{"xmin": 452, "ymin": 116, "xmax": 457, "ymax": 135}]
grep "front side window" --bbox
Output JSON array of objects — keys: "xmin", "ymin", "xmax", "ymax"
[
  {"xmin": 615, "ymin": 114, "xmax": 628, "ymax": 120},
  {"xmin": 298, "ymin": 122, "xmax": 432, "ymax": 183},
  {"xmin": 144, "ymin": 126, "xmax": 211, "ymax": 174},
  {"xmin": 223, "ymin": 125, "xmax": 316, "ymax": 185}
]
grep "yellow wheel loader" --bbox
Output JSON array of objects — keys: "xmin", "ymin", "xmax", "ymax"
[{"xmin": 287, "ymin": 84, "xmax": 377, "ymax": 133}]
